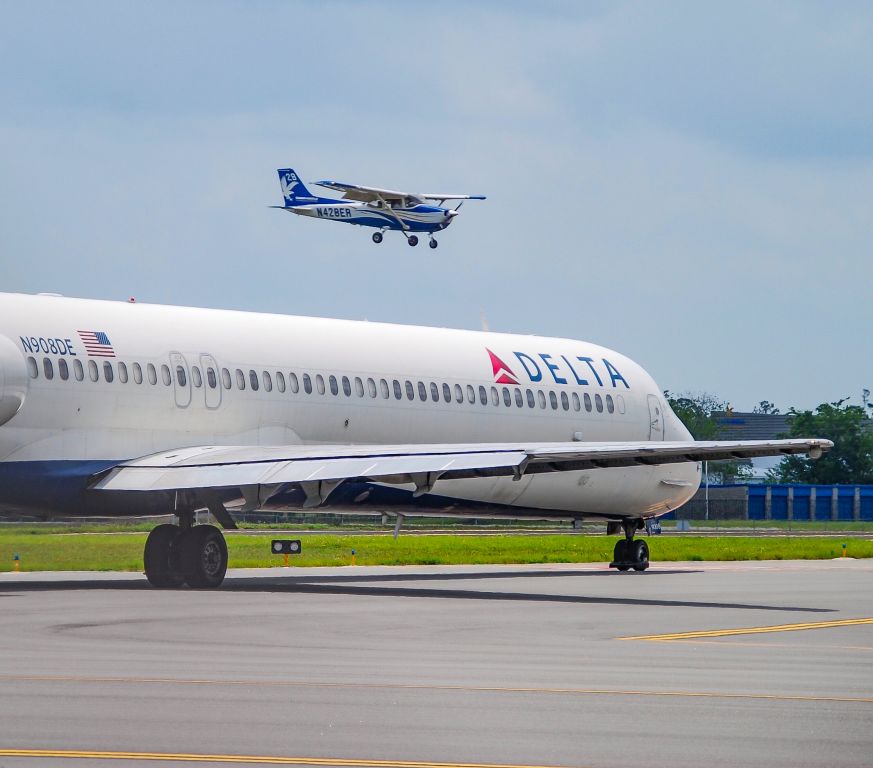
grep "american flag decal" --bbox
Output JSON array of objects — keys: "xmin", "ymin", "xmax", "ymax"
[{"xmin": 77, "ymin": 330, "xmax": 115, "ymax": 357}]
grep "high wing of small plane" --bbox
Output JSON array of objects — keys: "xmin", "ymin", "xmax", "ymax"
[{"xmin": 274, "ymin": 168, "xmax": 485, "ymax": 249}]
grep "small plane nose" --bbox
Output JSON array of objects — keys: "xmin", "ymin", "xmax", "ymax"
[{"xmin": 447, "ymin": 209, "xmax": 459, "ymax": 217}]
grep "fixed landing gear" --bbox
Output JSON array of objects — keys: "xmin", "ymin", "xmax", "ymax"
[
  {"xmin": 372, "ymin": 231, "xmax": 383, "ymax": 244},
  {"xmin": 144, "ymin": 520, "xmax": 228, "ymax": 588},
  {"xmin": 608, "ymin": 518, "xmax": 649, "ymax": 572},
  {"xmin": 407, "ymin": 235, "xmax": 419, "ymax": 247},
  {"xmin": 428, "ymin": 237, "xmax": 438, "ymax": 249}
]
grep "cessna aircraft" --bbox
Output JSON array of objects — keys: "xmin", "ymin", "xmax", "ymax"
[
  {"xmin": 0, "ymin": 292, "xmax": 829, "ymax": 588},
  {"xmin": 273, "ymin": 168, "xmax": 486, "ymax": 248}
]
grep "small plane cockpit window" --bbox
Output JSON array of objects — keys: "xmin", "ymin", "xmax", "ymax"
[
  {"xmin": 417, "ymin": 382, "xmax": 427, "ymax": 401},
  {"xmin": 560, "ymin": 392, "xmax": 569, "ymax": 411},
  {"xmin": 161, "ymin": 365, "xmax": 171, "ymax": 386},
  {"xmin": 315, "ymin": 374, "xmax": 325, "ymax": 395},
  {"xmin": 606, "ymin": 394, "xmax": 615, "ymax": 414},
  {"xmin": 430, "ymin": 382, "xmax": 439, "ymax": 402},
  {"xmin": 89, "ymin": 360, "xmax": 99, "ymax": 382},
  {"xmin": 58, "ymin": 358, "xmax": 69, "ymax": 380},
  {"xmin": 405, "ymin": 380, "xmax": 415, "ymax": 400},
  {"xmin": 329, "ymin": 375, "xmax": 339, "ymax": 396},
  {"xmin": 490, "ymin": 387, "xmax": 499, "ymax": 406},
  {"xmin": 289, "ymin": 372, "xmax": 299, "ymax": 393},
  {"xmin": 249, "ymin": 370, "xmax": 259, "ymax": 391},
  {"xmin": 465, "ymin": 384, "xmax": 474, "ymax": 404},
  {"xmin": 442, "ymin": 383, "xmax": 452, "ymax": 403},
  {"xmin": 478, "ymin": 385, "xmax": 487, "ymax": 405},
  {"xmin": 355, "ymin": 377, "xmax": 365, "ymax": 397},
  {"xmin": 514, "ymin": 388, "xmax": 524, "ymax": 408},
  {"xmin": 26, "ymin": 356, "xmax": 38, "ymax": 378},
  {"xmin": 342, "ymin": 376, "xmax": 352, "ymax": 397},
  {"xmin": 537, "ymin": 390, "xmax": 546, "ymax": 409},
  {"xmin": 526, "ymin": 389, "xmax": 535, "ymax": 408},
  {"xmin": 104, "ymin": 362, "xmax": 114, "ymax": 383},
  {"xmin": 393, "ymin": 379, "xmax": 402, "ymax": 399},
  {"xmin": 174, "ymin": 365, "xmax": 185, "ymax": 387},
  {"xmin": 262, "ymin": 371, "xmax": 272, "ymax": 392},
  {"xmin": 276, "ymin": 372, "xmax": 285, "ymax": 393},
  {"xmin": 549, "ymin": 391, "xmax": 558, "ymax": 410},
  {"xmin": 595, "ymin": 393, "xmax": 603, "ymax": 413},
  {"xmin": 43, "ymin": 357, "xmax": 54, "ymax": 380},
  {"xmin": 584, "ymin": 392, "xmax": 592, "ymax": 412},
  {"xmin": 147, "ymin": 363, "xmax": 157, "ymax": 385},
  {"xmin": 191, "ymin": 366, "xmax": 202, "ymax": 388},
  {"xmin": 366, "ymin": 378, "xmax": 376, "ymax": 398},
  {"xmin": 236, "ymin": 369, "xmax": 246, "ymax": 390},
  {"xmin": 380, "ymin": 378, "xmax": 389, "ymax": 399},
  {"xmin": 73, "ymin": 358, "xmax": 84, "ymax": 381},
  {"xmin": 572, "ymin": 392, "xmax": 580, "ymax": 412},
  {"xmin": 502, "ymin": 387, "xmax": 512, "ymax": 407},
  {"xmin": 118, "ymin": 362, "xmax": 127, "ymax": 383},
  {"xmin": 302, "ymin": 373, "xmax": 312, "ymax": 394},
  {"xmin": 133, "ymin": 362, "xmax": 143, "ymax": 384},
  {"xmin": 207, "ymin": 368, "xmax": 218, "ymax": 389}
]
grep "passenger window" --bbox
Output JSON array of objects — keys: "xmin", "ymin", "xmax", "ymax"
[
  {"xmin": 276, "ymin": 372, "xmax": 285, "ymax": 393},
  {"xmin": 417, "ymin": 381, "xmax": 427, "ymax": 401},
  {"xmin": 405, "ymin": 380, "xmax": 415, "ymax": 400},
  {"xmin": 303, "ymin": 373, "xmax": 312, "ymax": 394},
  {"xmin": 219, "ymin": 368, "xmax": 230, "ymax": 389},
  {"xmin": 526, "ymin": 389, "xmax": 535, "ymax": 408},
  {"xmin": 549, "ymin": 391, "xmax": 558, "ymax": 410},
  {"xmin": 89, "ymin": 360, "xmax": 99, "ymax": 382},
  {"xmin": 537, "ymin": 390, "xmax": 546, "ymax": 409},
  {"xmin": 355, "ymin": 377, "xmax": 365, "ymax": 397},
  {"xmin": 191, "ymin": 366, "xmax": 201, "ymax": 388},
  {"xmin": 502, "ymin": 387, "xmax": 511, "ymax": 406},
  {"xmin": 430, "ymin": 382, "xmax": 439, "ymax": 401},
  {"xmin": 606, "ymin": 394, "xmax": 615, "ymax": 414},
  {"xmin": 329, "ymin": 375, "xmax": 339, "ymax": 396},
  {"xmin": 59, "ymin": 358, "xmax": 69, "ymax": 380},
  {"xmin": 572, "ymin": 392, "xmax": 580, "ymax": 412},
  {"xmin": 478, "ymin": 385, "xmax": 487, "ymax": 405},
  {"xmin": 43, "ymin": 357, "xmax": 54, "ymax": 380},
  {"xmin": 443, "ymin": 383, "xmax": 452, "ymax": 403},
  {"xmin": 514, "ymin": 388, "xmax": 523, "ymax": 407},
  {"xmin": 393, "ymin": 379, "xmax": 402, "ymax": 399},
  {"xmin": 616, "ymin": 394, "xmax": 626, "ymax": 414},
  {"xmin": 290, "ymin": 372, "xmax": 300, "ymax": 393},
  {"xmin": 455, "ymin": 383, "xmax": 464, "ymax": 403},
  {"xmin": 248, "ymin": 370, "xmax": 258, "ymax": 391},
  {"xmin": 315, "ymin": 374, "xmax": 325, "ymax": 394},
  {"xmin": 367, "ymin": 378, "xmax": 376, "ymax": 398},
  {"xmin": 560, "ymin": 391, "xmax": 569, "ymax": 410},
  {"xmin": 104, "ymin": 362, "xmax": 115, "ymax": 383},
  {"xmin": 147, "ymin": 363, "xmax": 157, "ymax": 385},
  {"xmin": 133, "ymin": 362, "xmax": 143, "ymax": 384},
  {"xmin": 584, "ymin": 392, "xmax": 592, "ymax": 412},
  {"xmin": 466, "ymin": 384, "xmax": 475, "ymax": 404},
  {"xmin": 73, "ymin": 358, "xmax": 84, "ymax": 381},
  {"xmin": 595, "ymin": 393, "xmax": 603, "ymax": 413},
  {"xmin": 26, "ymin": 356, "xmax": 38, "ymax": 378},
  {"xmin": 175, "ymin": 366, "xmax": 185, "ymax": 387},
  {"xmin": 342, "ymin": 376, "xmax": 352, "ymax": 396},
  {"xmin": 380, "ymin": 378, "xmax": 389, "ymax": 398},
  {"xmin": 236, "ymin": 369, "xmax": 246, "ymax": 390},
  {"xmin": 117, "ymin": 361, "xmax": 127, "ymax": 383},
  {"xmin": 262, "ymin": 371, "xmax": 272, "ymax": 392},
  {"xmin": 207, "ymin": 368, "xmax": 218, "ymax": 389},
  {"xmin": 161, "ymin": 365, "xmax": 171, "ymax": 386},
  {"xmin": 490, "ymin": 387, "xmax": 499, "ymax": 406}
]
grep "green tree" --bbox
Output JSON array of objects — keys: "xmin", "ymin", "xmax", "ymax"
[
  {"xmin": 663, "ymin": 390, "xmax": 723, "ymax": 440},
  {"xmin": 770, "ymin": 400, "xmax": 873, "ymax": 484}
]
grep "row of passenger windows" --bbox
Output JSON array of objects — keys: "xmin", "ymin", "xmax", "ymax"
[{"xmin": 26, "ymin": 356, "xmax": 625, "ymax": 415}]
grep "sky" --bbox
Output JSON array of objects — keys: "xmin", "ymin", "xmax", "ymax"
[{"xmin": 1, "ymin": 1, "xmax": 871, "ymax": 412}]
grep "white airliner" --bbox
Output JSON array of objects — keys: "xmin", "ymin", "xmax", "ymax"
[{"xmin": 0, "ymin": 292, "xmax": 829, "ymax": 588}]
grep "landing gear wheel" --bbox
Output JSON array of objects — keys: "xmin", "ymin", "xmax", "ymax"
[
  {"xmin": 428, "ymin": 238, "xmax": 438, "ymax": 249},
  {"xmin": 180, "ymin": 525, "xmax": 228, "ymax": 588},
  {"xmin": 407, "ymin": 235, "xmax": 419, "ymax": 247},
  {"xmin": 144, "ymin": 524, "xmax": 185, "ymax": 588},
  {"xmin": 632, "ymin": 540, "xmax": 649, "ymax": 571},
  {"xmin": 372, "ymin": 232, "xmax": 383, "ymax": 244},
  {"xmin": 612, "ymin": 539, "xmax": 631, "ymax": 571}
]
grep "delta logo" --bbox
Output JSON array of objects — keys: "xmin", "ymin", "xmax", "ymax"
[
  {"xmin": 486, "ymin": 349, "xmax": 519, "ymax": 385},
  {"xmin": 485, "ymin": 348, "xmax": 630, "ymax": 389}
]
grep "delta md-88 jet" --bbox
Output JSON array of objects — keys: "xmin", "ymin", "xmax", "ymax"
[{"xmin": 0, "ymin": 293, "xmax": 829, "ymax": 588}]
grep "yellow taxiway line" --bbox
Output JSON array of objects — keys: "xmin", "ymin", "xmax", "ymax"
[
  {"xmin": 0, "ymin": 750, "xmax": 574, "ymax": 767},
  {"xmin": 620, "ymin": 616, "xmax": 873, "ymax": 642}
]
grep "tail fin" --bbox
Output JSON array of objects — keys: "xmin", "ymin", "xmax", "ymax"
[{"xmin": 277, "ymin": 168, "xmax": 315, "ymax": 206}]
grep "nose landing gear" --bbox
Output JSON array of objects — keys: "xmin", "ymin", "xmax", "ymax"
[
  {"xmin": 428, "ymin": 237, "xmax": 438, "ymax": 249},
  {"xmin": 608, "ymin": 518, "xmax": 649, "ymax": 572}
]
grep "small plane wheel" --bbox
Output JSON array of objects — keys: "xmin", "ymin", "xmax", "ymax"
[
  {"xmin": 407, "ymin": 235, "xmax": 419, "ymax": 247},
  {"xmin": 372, "ymin": 232, "xmax": 383, "ymax": 244},
  {"xmin": 429, "ymin": 238, "xmax": 438, "ymax": 249},
  {"xmin": 144, "ymin": 524, "xmax": 185, "ymax": 588},
  {"xmin": 632, "ymin": 540, "xmax": 649, "ymax": 571},
  {"xmin": 613, "ymin": 539, "xmax": 631, "ymax": 571},
  {"xmin": 180, "ymin": 525, "xmax": 228, "ymax": 588}
]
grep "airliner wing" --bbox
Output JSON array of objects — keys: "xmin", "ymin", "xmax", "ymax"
[{"xmin": 89, "ymin": 439, "xmax": 830, "ymax": 499}]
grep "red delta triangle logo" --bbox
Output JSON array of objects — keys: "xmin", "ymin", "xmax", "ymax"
[{"xmin": 486, "ymin": 348, "xmax": 520, "ymax": 385}]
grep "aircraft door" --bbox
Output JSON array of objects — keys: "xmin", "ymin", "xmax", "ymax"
[
  {"xmin": 647, "ymin": 394, "xmax": 664, "ymax": 440},
  {"xmin": 200, "ymin": 354, "xmax": 222, "ymax": 409},
  {"xmin": 169, "ymin": 352, "xmax": 191, "ymax": 408}
]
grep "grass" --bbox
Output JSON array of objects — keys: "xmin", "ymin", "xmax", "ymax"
[{"xmin": 0, "ymin": 530, "xmax": 870, "ymax": 573}]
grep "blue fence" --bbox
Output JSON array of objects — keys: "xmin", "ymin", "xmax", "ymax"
[{"xmin": 747, "ymin": 485, "xmax": 873, "ymax": 522}]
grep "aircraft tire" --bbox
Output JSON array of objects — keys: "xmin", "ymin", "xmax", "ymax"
[
  {"xmin": 429, "ymin": 238, "xmax": 438, "ymax": 249},
  {"xmin": 372, "ymin": 232, "xmax": 383, "ymax": 244},
  {"xmin": 144, "ymin": 524, "xmax": 185, "ymax": 588},
  {"xmin": 613, "ymin": 539, "xmax": 631, "ymax": 571},
  {"xmin": 632, "ymin": 540, "xmax": 649, "ymax": 571},
  {"xmin": 180, "ymin": 524, "xmax": 228, "ymax": 588},
  {"xmin": 408, "ymin": 235, "xmax": 419, "ymax": 247}
]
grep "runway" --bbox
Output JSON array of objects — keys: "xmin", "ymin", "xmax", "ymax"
[{"xmin": 0, "ymin": 560, "xmax": 871, "ymax": 767}]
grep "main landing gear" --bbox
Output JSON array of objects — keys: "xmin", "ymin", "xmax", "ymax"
[
  {"xmin": 144, "ymin": 512, "xmax": 229, "ymax": 588},
  {"xmin": 372, "ymin": 231, "xmax": 383, "ymax": 244},
  {"xmin": 608, "ymin": 518, "xmax": 649, "ymax": 572}
]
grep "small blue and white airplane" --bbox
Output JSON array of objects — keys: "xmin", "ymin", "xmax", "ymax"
[{"xmin": 273, "ymin": 168, "xmax": 486, "ymax": 248}]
